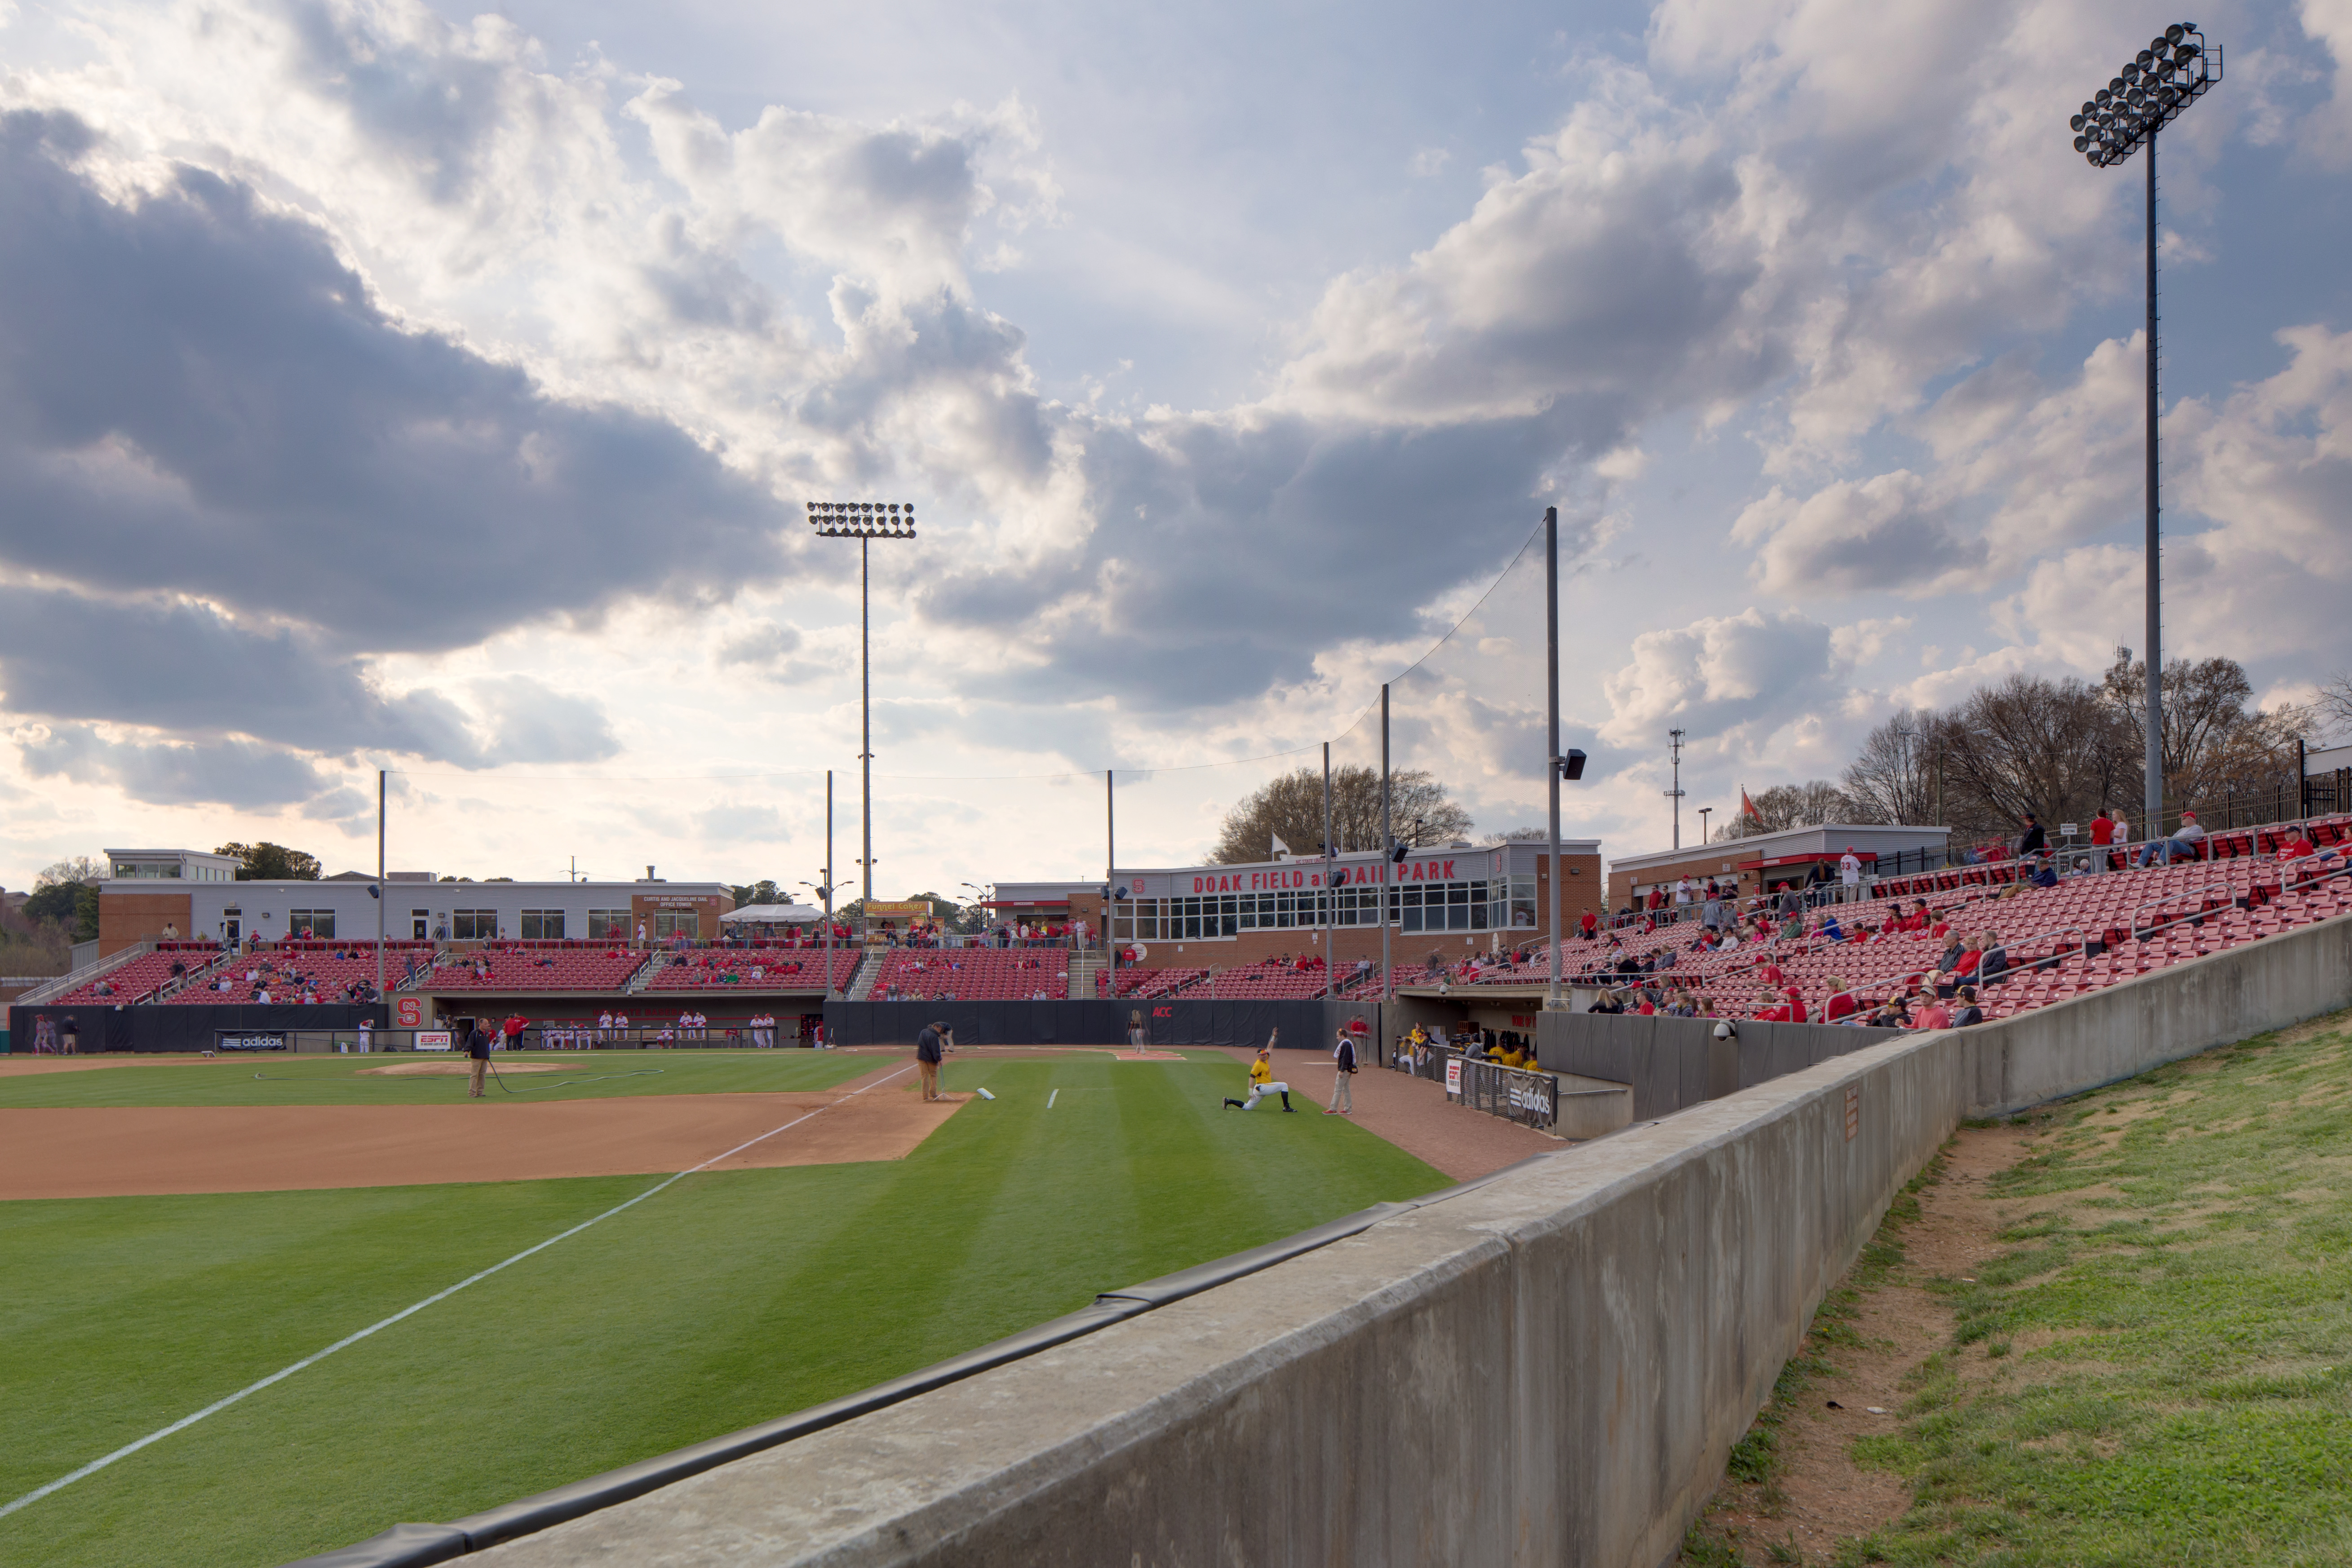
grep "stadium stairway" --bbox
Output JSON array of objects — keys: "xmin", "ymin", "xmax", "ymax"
[
  {"xmin": 848, "ymin": 949, "xmax": 886, "ymax": 1000},
  {"xmin": 1068, "ymin": 951, "xmax": 1104, "ymax": 999},
  {"xmin": 622, "ymin": 956, "xmax": 659, "ymax": 994}
]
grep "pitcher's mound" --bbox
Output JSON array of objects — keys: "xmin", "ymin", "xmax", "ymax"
[{"xmin": 359, "ymin": 1060, "xmax": 579, "ymax": 1077}]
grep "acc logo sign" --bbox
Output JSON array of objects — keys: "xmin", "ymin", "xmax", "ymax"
[
  {"xmin": 395, "ymin": 997, "xmax": 423, "ymax": 1027},
  {"xmin": 1152, "ymin": 1006, "xmax": 1174, "ymax": 1018}
]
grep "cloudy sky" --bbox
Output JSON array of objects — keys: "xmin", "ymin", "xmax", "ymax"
[{"xmin": 1, "ymin": 0, "xmax": 2348, "ymax": 900}]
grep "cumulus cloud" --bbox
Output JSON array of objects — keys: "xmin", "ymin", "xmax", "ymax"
[
  {"xmin": 18, "ymin": 722, "xmax": 332, "ymax": 808},
  {"xmin": 0, "ymin": 110, "xmax": 797, "ymax": 654},
  {"xmin": 1731, "ymin": 472, "xmax": 1982, "ymax": 596},
  {"xmin": 1599, "ymin": 607, "xmax": 1842, "ymax": 753}
]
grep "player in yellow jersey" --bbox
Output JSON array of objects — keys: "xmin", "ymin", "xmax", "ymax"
[{"xmin": 1222, "ymin": 1034, "xmax": 1295, "ymax": 1111}]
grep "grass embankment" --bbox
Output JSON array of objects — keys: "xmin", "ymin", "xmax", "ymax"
[
  {"xmin": 0, "ymin": 1053, "xmax": 1444, "ymax": 1568},
  {"xmin": 1692, "ymin": 1007, "xmax": 2352, "ymax": 1566},
  {"xmin": 0, "ymin": 1049, "xmax": 882, "ymax": 1106}
]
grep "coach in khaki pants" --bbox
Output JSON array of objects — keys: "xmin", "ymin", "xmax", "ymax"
[
  {"xmin": 916, "ymin": 1021, "xmax": 952, "ymax": 1100},
  {"xmin": 464, "ymin": 1017, "xmax": 492, "ymax": 1098}
]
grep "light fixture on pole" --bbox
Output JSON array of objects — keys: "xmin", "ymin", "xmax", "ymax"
[
  {"xmin": 807, "ymin": 501, "xmax": 917, "ymax": 910},
  {"xmin": 1698, "ymin": 806, "xmax": 1713, "ymax": 845},
  {"xmin": 2069, "ymin": 23, "xmax": 2221, "ymax": 839},
  {"xmin": 1664, "ymin": 728, "xmax": 1687, "ymax": 850}
]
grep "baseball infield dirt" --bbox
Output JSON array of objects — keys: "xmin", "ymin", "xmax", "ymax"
[{"xmin": 0, "ymin": 1064, "xmax": 953, "ymax": 1199}]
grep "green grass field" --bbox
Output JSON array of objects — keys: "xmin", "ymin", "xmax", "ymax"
[
  {"xmin": 0, "ymin": 1049, "xmax": 878, "ymax": 1107},
  {"xmin": 0, "ymin": 1052, "xmax": 1444, "ymax": 1567},
  {"xmin": 1841, "ymin": 1011, "xmax": 2352, "ymax": 1565}
]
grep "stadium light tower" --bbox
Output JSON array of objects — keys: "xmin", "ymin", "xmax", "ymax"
[
  {"xmin": 1665, "ymin": 729, "xmax": 1687, "ymax": 850},
  {"xmin": 807, "ymin": 501, "xmax": 917, "ymax": 909},
  {"xmin": 2069, "ymin": 22, "xmax": 2221, "ymax": 840}
]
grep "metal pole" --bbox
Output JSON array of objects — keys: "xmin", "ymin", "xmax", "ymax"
[
  {"xmin": 1104, "ymin": 769, "xmax": 1115, "ymax": 999},
  {"xmin": 1322, "ymin": 741, "xmax": 1334, "ymax": 1000},
  {"xmin": 1545, "ymin": 506, "xmax": 1562, "ymax": 1011},
  {"xmin": 861, "ymin": 536, "xmax": 874, "ymax": 909},
  {"xmin": 2144, "ymin": 129, "xmax": 2165, "ymax": 839},
  {"xmin": 824, "ymin": 769, "xmax": 835, "ymax": 1000},
  {"xmin": 1381, "ymin": 683, "xmax": 1392, "ymax": 1004},
  {"xmin": 376, "ymin": 768, "xmax": 386, "ymax": 1004}
]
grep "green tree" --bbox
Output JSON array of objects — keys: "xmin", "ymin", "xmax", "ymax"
[
  {"xmin": 216, "ymin": 842, "xmax": 323, "ymax": 881},
  {"xmin": 24, "ymin": 880, "xmax": 99, "ymax": 940},
  {"xmin": 730, "ymin": 879, "xmax": 785, "ymax": 908}
]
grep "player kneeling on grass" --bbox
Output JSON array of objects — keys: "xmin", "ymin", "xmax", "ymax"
[{"xmin": 1223, "ymin": 1038, "xmax": 1295, "ymax": 1112}]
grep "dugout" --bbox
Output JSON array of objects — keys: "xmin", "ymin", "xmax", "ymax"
[{"xmin": 7, "ymin": 1001, "xmax": 389, "ymax": 1054}]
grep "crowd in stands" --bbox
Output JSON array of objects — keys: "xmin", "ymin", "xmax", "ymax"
[
  {"xmin": 173, "ymin": 947, "xmax": 392, "ymax": 1006},
  {"xmin": 1553, "ymin": 813, "xmax": 2352, "ymax": 1029},
  {"xmin": 642, "ymin": 948, "xmax": 863, "ymax": 991}
]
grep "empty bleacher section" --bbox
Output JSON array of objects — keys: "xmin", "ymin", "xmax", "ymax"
[
  {"xmin": 1192, "ymin": 958, "xmax": 1330, "ymax": 998},
  {"xmin": 425, "ymin": 943, "xmax": 647, "ymax": 993},
  {"xmin": 866, "ymin": 948, "xmax": 1070, "ymax": 1001},
  {"xmin": 640, "ymin": 948, "xmax": 862, "ymax": 992},
  {"xmin": 1112, "ymin": 967, "xmax": 1206, "ymax": 999}
]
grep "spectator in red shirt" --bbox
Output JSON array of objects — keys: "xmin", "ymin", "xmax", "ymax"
[
  {"xmin": 2279, "ymin": 827, "xmax": 2317, "ymax": 860},
  {"xmin": 1579, "ymin": 910, "xmax": 1598, "ymax": 940},
  {"xmin": 1822, "ymin": 978, "xmax": 1857, "ymax": 1023},
  {"xmin": 2089, "ymin": 810, "xmax": 2116, "ymax": 846}
]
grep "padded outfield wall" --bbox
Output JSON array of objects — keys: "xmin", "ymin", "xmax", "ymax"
[{"xmin": 453, "ymin": 912, "xmax": 2352, "ymax": 1568}]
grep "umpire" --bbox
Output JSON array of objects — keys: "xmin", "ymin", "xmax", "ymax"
[{"xmin": 462, "ymin": 1015, "xmax": 492, "ymax": 1098}]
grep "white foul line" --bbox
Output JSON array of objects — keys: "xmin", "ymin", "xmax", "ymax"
[
  {"xmin": 0, "ymin": 1063, "xmax": 917, "ymax": 1522},
  {"xmin": 1047, "ymin": 1088, "xmax": 1059, "ymax": 1109}
]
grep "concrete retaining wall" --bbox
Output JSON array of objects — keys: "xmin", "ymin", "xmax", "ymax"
[{"xmin": 472, "ymin": 914, "xmax": 2352, "ymax": 1568}]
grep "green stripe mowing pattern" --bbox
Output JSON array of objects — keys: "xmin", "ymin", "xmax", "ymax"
[{"xmin": 0, "ymin": 1055, "xmax": 1444, "ymax": 1568}]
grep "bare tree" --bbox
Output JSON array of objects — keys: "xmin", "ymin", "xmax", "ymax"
[
  {"xmin": 2319, "ymin": 671, "xmax": 2352, "ymax": 739},
  {"xmin": 1208, "ymin": 766, "xmax": 1473, "ymax": 864},
  {"xmin": 1840, "ymin": 709, "xmax": 1944, "ymax": 825},
  {"xmin": 1482, "ymin": 826, "xmax": 1553, "ymax": 843},
  {"xmin": 1936, "ymin": 673, "xmax": 2137, "ymax": 840},
  {"xmin": 34, "ymin": 855, "xmax": 106, "ymax": 888},
  {"xmin": 1711, "ymin": 781, "xmax": 1852, "ymax": 839},
  {"xmin": 2099, "ymin": 653, "xmax": 2313, "ymax": 822}
]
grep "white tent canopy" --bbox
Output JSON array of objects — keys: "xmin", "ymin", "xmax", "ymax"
[{"xmin": 720, "ymin": 903, "xmax": 823, "ymax": 926}]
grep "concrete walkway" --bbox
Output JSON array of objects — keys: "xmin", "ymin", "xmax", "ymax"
[{"xmin": 1213, "ymin": 1046, "xmax": 1560, "ymax": 1182}]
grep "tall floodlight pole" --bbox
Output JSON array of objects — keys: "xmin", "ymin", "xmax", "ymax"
[
  {"xmin": 823, "ymin": 769, "xmax": 835, "ymax": 1000},
  {"xmin": 1322, "ymin": 741, "xmax": 1334, "ymax": 1001},
  {"xmin": 375, "ymin": 769, "xmax": 386, "ymax": 1004},
  {"xmin": 1546, "ymin": 507, "xmax": 1563, "ymax": 1011},
  {"xmin": 1380, "ymin": 684, "xmax": 1393, "ymax": 1004},
  {"xmin": 2070, "ymin": 23, "xmax": 2221, "ymax": 838},
  {"xmin": 1104, "ymin": 769, "xmax": 1115, "ymax": 999},
  {"xmin": 807, "ymin": 501, "xmax": 916, "ymax": 908},
  {"xmin": 1665, "ymin": 728, "xmax": 1687, "ymax": 851}
]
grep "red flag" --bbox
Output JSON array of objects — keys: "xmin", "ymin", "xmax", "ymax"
[{"xmin": 1741, "ymin": 787, "xmax": 1763, "ymax": 823}]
